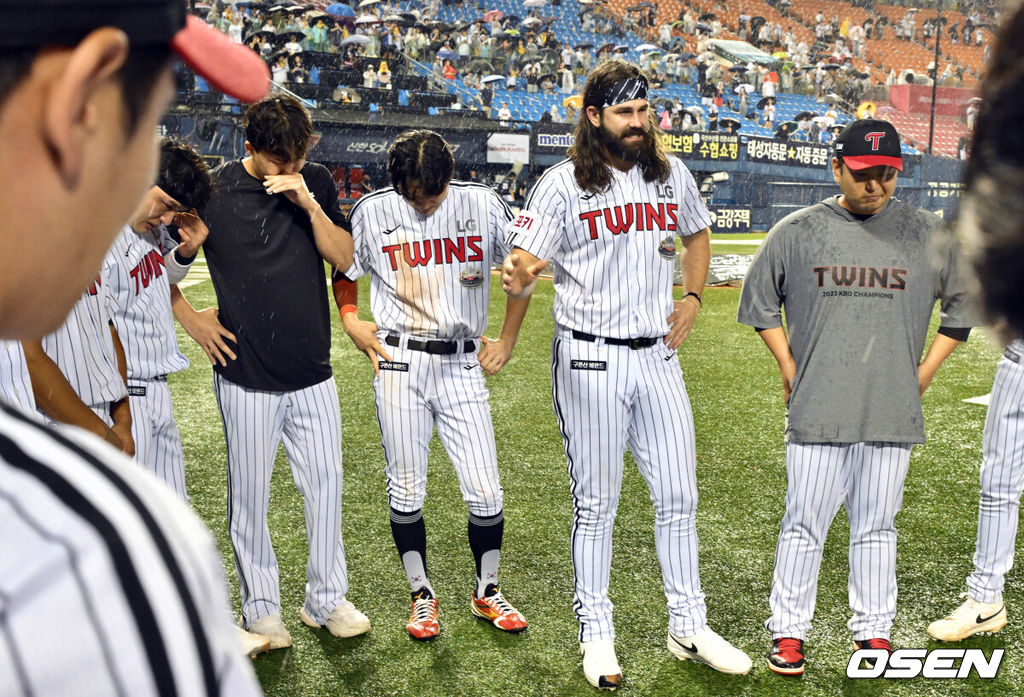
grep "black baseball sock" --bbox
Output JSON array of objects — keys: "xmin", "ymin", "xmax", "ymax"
[
  {"xmin": 468, "ymin": 510, "xmax": 504, "ymax": 597},
  {"xmin": 390, "ymin": 507, "xmax": 433, "ymax": 595}
]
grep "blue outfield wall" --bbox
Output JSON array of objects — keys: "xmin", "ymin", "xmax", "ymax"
[{"xmin": 163, "ymin": 113, "xmax": 966, "ymax": 231}]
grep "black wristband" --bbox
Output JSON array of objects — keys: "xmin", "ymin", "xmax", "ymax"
[{"xmin": 683, "ymin": 291, "xmax": 702, "ymax": 307}]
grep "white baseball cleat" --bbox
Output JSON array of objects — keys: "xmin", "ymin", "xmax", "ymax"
[
  {"xmin": 928, "ymin": 596, "xmax": 1007, "ymax": 642},
  {"xmin": 300, "ymin": 600, "xmax": 370, "ymax": 638},
  {"xmin": 236, "ymin": 626, "xmax": 271, "ymax": 658},
  {"xmin": 247, "ymin": 614, "xmax": 292, "ymax": 650},
  {"xmin": 580, "ymin": 639, "xmax": 623, "ymax": 690},
  {"xmin": 668, "ymin": 627, "xmax": 752, "ymax": 675}
]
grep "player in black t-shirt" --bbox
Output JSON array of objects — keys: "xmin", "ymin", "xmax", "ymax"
[{"xmin": 175, "ymin": 95, "xmax": 369, "ymax": 649}]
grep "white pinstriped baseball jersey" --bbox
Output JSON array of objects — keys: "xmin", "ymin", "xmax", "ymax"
[
  {"xmin": 344, "ymin": 181, "xmax": 514, "ymax": 339},
  {"xmin": 41, "ymin": 273, "xmax": 127, "ymax": 409},
  {"xmin": 103, "ymin": 225, "xmax": 189, "ymax": 380},
  {"xmin": 0, "ymin": 340, "xmax": 35, "ymax": 412},
  {"xmin": 506, "ymin": 157, "xmax": 711, "ymax": 338},
  {"xmin": 0, "ymin": 403, "xmax": 263, "ymax": 697}
]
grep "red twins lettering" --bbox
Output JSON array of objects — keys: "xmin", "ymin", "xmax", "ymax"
[
  {"xmin": 380, "ymin": 236, "xmax": 484, "ymax": 271},
  {"xmin": 579, "ymin": 204, "xmax": 679, "ymax": 240},
  {"xmin": 129, "ymin": 249, "xmax": 167, "ymax": 294},
  {"xmin": 86, "ymin": 274, "xmax": 102, "ymax": 296}
]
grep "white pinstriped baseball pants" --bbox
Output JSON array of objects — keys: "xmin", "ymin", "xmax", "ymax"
[
  {"xmin": 128, "ymin": 378, "xmax": 188, "ymax": 502},
  {"xmin": 214, "ymin": 373, "xmax": 350, "ymax": 627},
  {"xmin": 373, "ymin": 339, "xmax": 503, "ymax": 517},
  {"xmin": 552, "ymin": 330, "xmax": 706, "ymax": 643},
  {"xmin": 767, "ymin": 441, "xmax": 912, "ymax": 641},
  {"xmin": 969, "ymin": 344, "xmax": 1024, "ymax": 603}
]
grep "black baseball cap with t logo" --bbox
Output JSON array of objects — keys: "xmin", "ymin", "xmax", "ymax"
[
  {"xmin": 834, "ymin": 119, "xmax": 903, "ymax": 171},
  {"xmin": 0, "ymin": 0, "xmax": 270, "ymax": 103}
]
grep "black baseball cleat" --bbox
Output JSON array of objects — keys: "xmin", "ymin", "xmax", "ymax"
[
  {"xmin": 854, "ymin": 638, "xmax": 893, "ymax": 669},
  {"xmin": 767, "ymin": 637, "xmax": 806, "ymax": 676}
]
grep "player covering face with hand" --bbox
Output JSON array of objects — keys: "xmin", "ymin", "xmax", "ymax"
[
  {"xmin": 333, "ymin": 129, "xmax": 530, "ymax": 640},
  {"xmin": 501, "ymin": 59, "xmax": 751, "ymax": 689},
  {"xmin": 738, "ymin": 119, "xmax": 976, "ymax": 675}
]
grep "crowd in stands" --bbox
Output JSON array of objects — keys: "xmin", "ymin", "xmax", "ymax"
[{"xmin": 188, "ymin": 0, "xmax": 996, "ymax": 158}]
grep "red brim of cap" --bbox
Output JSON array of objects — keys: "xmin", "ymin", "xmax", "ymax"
[
  {"xmin": 171, "ymin": 16, "xmax": 270, "ymax": 103},
  {"xmin": 843, "ymin": 154, "xmax": 903, "ymax": 171}
]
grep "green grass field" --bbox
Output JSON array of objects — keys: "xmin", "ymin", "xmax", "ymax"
[{"xmin": 172, "ymin": 270, "xmax": 1018, "ymax": 697}]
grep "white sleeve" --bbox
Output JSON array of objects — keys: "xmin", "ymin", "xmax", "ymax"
[
  {"xmin": 677, "ymin": 163, "xmax": 712, "ymax": 236},
  {"xmin": 160, "ymin": 225, "xmax": 193, "ymax": 285},
  {"xmin": 340, "ymin": 202, "xmax": 369, "ymax": 280},
  {"xmin": 503, "ymin": 175, "xmax": 565, "ymax": 261}
]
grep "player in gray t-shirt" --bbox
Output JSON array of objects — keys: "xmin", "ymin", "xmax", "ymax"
[{"xmin": 737, "ymin": 120, "xmax": 975, "ymax": 675}]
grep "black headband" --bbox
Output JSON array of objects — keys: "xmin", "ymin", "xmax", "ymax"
[{"xmin": 585, "ymin": 77, "xmax": 648, "ymax": 109}]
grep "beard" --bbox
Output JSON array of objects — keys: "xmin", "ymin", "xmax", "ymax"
[{"xmin": 597, "ymin": 121, "xmax": 649, "ymax": 162}]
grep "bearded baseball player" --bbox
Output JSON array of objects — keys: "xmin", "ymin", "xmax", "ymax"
[
  {"xmin": 334, "ymin": 129, "xmax": 529, "ymax": 640},
  {"xmin": 928, "ymin": 15, "xmax": 1024, "ymax": 641},
  {"xmin": 176, "ymin": 94, "xmax": 368, "ymax": 649},
  {"xmin": 501, "ymin": 59, "xmax": 751, "ymax": 688},
  {"xmin": 103, "ymin": 138, "xmax": 213, "ymax": 502},
  {"xmin": 737, "ymin": 119, "xmax": 976, "ymax": 675}
]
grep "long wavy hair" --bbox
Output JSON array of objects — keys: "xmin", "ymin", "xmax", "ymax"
[
  {"xmin": 959, "ymin": 4, "xmax": 1024, "ymax": 340},
  {"xmin": 567, "ymin": 59, "xmax": 671, "ymax": 194}
]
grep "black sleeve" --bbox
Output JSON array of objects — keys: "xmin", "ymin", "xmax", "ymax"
[{"xmin": 937, "ymin": 326, "xmax": 971, "ymax": 342}]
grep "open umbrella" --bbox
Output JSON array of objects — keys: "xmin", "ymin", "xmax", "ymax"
[
  {"xmin": 276, "ymin": 30, "xmax": 307, "ymax": 43},
  {"xmin": 481, "ymin": 74, "xmax": 505, "ymax": 83},
  {"xmin": 563, "ymin": 94, "xmax": 583, "ymax": 108},
  {"xmin": 775, "ymin": 120, "xmax": 798, "ymax": 137},
  {"xmin": 772, "ymin": 51, "xmax": 789, "ymax": 59},
  {"xmin": 685, "ymin": 106, "xmax": 705, "ymax": 116},
  {"xmin": 522, "ymin": 17, "xmax": 541, "ymax": 26},
  {"xmin": 695, "ymin": 22, "xmax": 712, "ymax": 33},
  {"xmin": 729, "ymin": 65, "xmax": 748, "ymax": 73},
  {"xmin": 678, "ymin": 52, "xmax": 695, "ymax": 60},
  {"xmin": 794, "ymin": 111, "xmax": 816, "ymax": 122},
  {"xmin": 355, "ymin": 14, "xmax": 380, "ymax": 24},
  {"xmin": 340, "ymin": 33, "xmax": 371, "ymax": 46},
  {"xmin": 523, "ymin": 0, "xmax": 546, "ymax": 6},
  {"xmin": 437, "ymin": 48, "xmax": 459, "ymax": 61},
  {"xmin": 246, "ymin": 29, "xmax": 278, "ymax": 42},
  {"xmin": 613, "ymin": 44, "xmax": 630, "ymax": 52},
  {"xmin": 357, "ymin": 0, "xmax": 380, "ymax": 6},
  {"xmin": 597, "ymin": 43, "xmax": 614, "ymax": 54},
  {"xmin": 575, "ymin": 42, "xmax": 593, "ymax": 50},
  {"xmin": 720, "ymin": 116, "xmax": 741, "ymax": 131},
  {"xmin": 875, "ymin": 105, "xmax": 896, "ymax": 115},
  {"xmin": 735, "ymin": 83, "xmax": 755, "ymax": 93},
  {"xmin": 699, "ymin": 11, "xmax": 715, "ymax": 20},
  {"xmin": 821, "ymin": 63, "xmax": 841, "ymax": 71},
  {"xmin": 636, "ymin": 43, "xmax": 659, "ymax": 52},
  {"xmin": 464, "ymin": 59, "xmax": 495, "ymax": 71},
  {"xmin": 325, "ymin": 0, "xmax": 353, "ymax": 12},
  {"xmin": 501, "ymin": 14, "xmax": 521, "ymax": 26},
  {"xmin": 483, "ymin": 9, "xmax": 504, "ymax": 22}
]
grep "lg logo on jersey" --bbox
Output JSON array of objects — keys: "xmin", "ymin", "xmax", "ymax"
[
  {"xmin": 455, "ymin": 218, "xmax": 476, "ymax": 233},
  {"xmin": 846, "ymin": 648, "xmax": 1003, "ymax": 679}
]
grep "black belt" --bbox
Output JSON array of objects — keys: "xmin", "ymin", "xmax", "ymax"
[
  {"xmin": 385, "ymin": 335, "xmax": 477, "ymax": 355},
  {"xmin": 571, "ymin": 330, "xmax": 660, "ymax": 350},
  {"xmin": 1006, "ymin": 347, "xmax": 1021, "ymax": 364}
]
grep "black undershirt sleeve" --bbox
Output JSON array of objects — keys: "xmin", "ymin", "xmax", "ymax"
[{"xmin": 937, "ymin": 326, "xmax": 971, "ymax": 342}]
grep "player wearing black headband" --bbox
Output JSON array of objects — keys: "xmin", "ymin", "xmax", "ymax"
[{"xmin": 501, "ymin": 59, "xmax": 751, "ymax": 689}]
